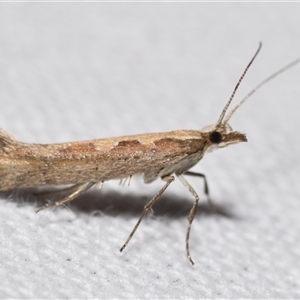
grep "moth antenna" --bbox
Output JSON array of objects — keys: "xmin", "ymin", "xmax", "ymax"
[
  {"xmin": 223, "ymin": 57, "xmax": 300, "ymax": 124},
  {"xmin": 216, "ymin": 42, "xmax": 262, "ymax": 126}
]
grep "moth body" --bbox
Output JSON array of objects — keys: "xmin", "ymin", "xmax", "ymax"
[
  {"xmin": 1, "ymin": 42, "xmax": 299, "ymax": 264},
  {"xmin": 0, "ymin": 125, "xmax": 245, "ymax": 190}
]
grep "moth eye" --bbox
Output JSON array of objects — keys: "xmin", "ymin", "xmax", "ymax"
[{"xmin": 209, "ymin": 131, "xmax": 222, "ymax": 144}]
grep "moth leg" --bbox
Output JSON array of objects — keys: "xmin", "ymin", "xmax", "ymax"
[
  {"xmin": 35, "ymin": 182, "xmax": 96, "ymax": 213},
  {"xmin": 184, "ymin": 171, "xmax": 217, "ymax": 213},
  {"xmin": 120, "ymin": 175, "xmax": 175, "ymax": 253},
  {"xmin": 177, "ymin": 174, "xmax": 200, "ymax": 265},
  {"xmin": 33, "ymin": 183, "xmax": 84, "ymax": 198}
]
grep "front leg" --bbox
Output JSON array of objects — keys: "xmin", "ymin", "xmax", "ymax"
[
  {"xmin": 176, "ymin": 174, "xmax": 200, "ymax": 265},
  {"xmin": 184, "ymin": 171, "xmax": 217, "ymax": 213}
]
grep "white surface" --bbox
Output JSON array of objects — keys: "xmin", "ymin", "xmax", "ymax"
[{"xmin": 0, "ymin": 3, "xmax": 300, "ymax": 299}]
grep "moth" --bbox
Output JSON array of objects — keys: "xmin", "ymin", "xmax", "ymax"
[{"xmin": 0, "ymin": 43, "xmax": 298, "ymax": 264}]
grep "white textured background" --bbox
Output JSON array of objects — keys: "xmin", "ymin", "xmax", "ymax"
[{"xmin": 0, "ymin": 3, "xmax": 300, "ymax": 299}]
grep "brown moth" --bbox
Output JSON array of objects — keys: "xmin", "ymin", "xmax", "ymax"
[{"xmin": 0, "ymin": 43, "xmax": 299, "ymax": 264}]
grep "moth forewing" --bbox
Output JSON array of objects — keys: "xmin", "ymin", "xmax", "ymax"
[
  {"xmin": 0, "ymin": 130, "xmax": 206, "ymax": 190},
  {"xmin": 1, "ymin": 43, "xmax": 299, "ymax": 265}
]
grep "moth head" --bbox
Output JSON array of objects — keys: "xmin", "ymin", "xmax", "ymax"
[{"xmin": 201, "ymin": 123, "xmax": 247, "ymax": 149}]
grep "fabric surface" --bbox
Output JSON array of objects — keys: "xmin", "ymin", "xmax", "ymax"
[{"xmin": 0, "ymin": 3, "xmax": 300, "ymax": 299}]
